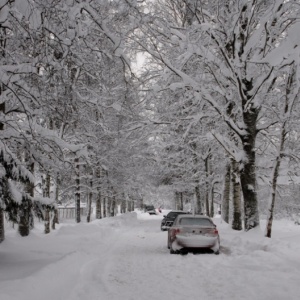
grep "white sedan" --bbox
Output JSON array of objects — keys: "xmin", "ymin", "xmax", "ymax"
[{"xmin": 167, "ymin": 214, "xmax": 220, "ymax": 255}]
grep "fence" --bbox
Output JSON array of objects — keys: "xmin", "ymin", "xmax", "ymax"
[{"xmin": 57, "ymin": 207, "xmax": 87, "ymax": 219}]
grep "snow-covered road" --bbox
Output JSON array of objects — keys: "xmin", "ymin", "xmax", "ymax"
[{"xmin": 0, "ymin": 211, "xmax": 299, "ymax": 300}]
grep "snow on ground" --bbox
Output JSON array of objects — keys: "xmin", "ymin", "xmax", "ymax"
[{"xmin": 0, "ymin": 210, "xmax": 299, "ymax": 300}]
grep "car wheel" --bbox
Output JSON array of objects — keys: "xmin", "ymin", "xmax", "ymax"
[
  {"xmin": 170, "ymin": 248, "xmax": 176, "ymax": 254},
  {"xmin": 169, "ymin": 243, "xmax": 177, "ymax": 254},
  {"xmin": 180, "ymin": 249, "xmax": 188, "ymax": 255},
  {"xmin": 214, "ymin": 250, "xmax": 220, "ymax": 255}
]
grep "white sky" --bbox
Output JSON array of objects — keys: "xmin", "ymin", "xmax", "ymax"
[{"xmin": 0, "ymin": 210, "xmax": 299, "ymax": 300}]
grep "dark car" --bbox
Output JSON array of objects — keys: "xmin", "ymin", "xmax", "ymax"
[
  {"xmin": 160, "ymin": 210, "xmax": 189, "ymax": 231},
  {"xmin": 167, "ymin": 214, "xmax": 220, "ymax": 255},
  {"xmin": 144, "ymin": 205, "xmax": 157, "ymax": 215}
]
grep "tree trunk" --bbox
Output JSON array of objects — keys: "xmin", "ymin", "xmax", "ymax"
[
  {"xmin": 0, "ymin": 208, "xmax": 4, "ymax": 243},
  {"xmin": 179, "ymin": 192, "xmax": 183, "ymax": 210},
  {"xmin": 222, "ymin": 163, "xmax": 231, "ymax": 223},
  {"xmin": 103, "ymin": 196, "xmax": 107, "ymax": 218},
  {"xmin": 240, "ymin": 109, "xmax": 260, "ymax": 231},
  {"xmin": 18, "ymin": 160, "xmax": 34, "ymax": 237},
  {"xmin": 18, "ymin": 199, "xmax": 31, "ymax": 237},
  {"xmin": 95, "ymin": 193, "xmax": 102, "ymax": 219},
  {"xmin": 0, "ymin": 100, "xmax": 5, "ymax": 242},
  {"xmin": 265, "ymin": 124, "xmax": 287, "ymax": 237},
  {"xmin": 51, "ymin": 208, "xmax": 58, "ymax": 230},
  {"xmin": 266, "ymin": 64, "xmax": 295, "ymax": 237},
  {"xmin": 121, "ymin": 197, "xmax": 126, "ymax": 214},
  {"xmin": 192, "ymin": 143, "xmax": 202, "ymax": 214},
  {"xmin": 231, "ymin": 159, "xmax": 242, "ymax": 230},
  {"xmin": 205, "ymin": 155, "xmax": 211, "ymax": 216},
  {"xmin": 195, "ymin": 185, "xmax": 202, "ymax": 214},
  {"xmin": 210, "ymin": 184, "xmax": 215, "ymax": 218},
  {"xmin": 51, "ymin": 173, "xmax": 60, "ymax": 230},
  {"xmin": 75, "ymin": 157, "xmax": 81, "ymax": 223},
  {"xmin": 44, "ymin": 173, "xmax": 51, "ymax": 234},
  {"xmin": 129, "ymin": 200, "xmax": 134, "ymax": 212},
  {"xmin": 44, "ymin": 209, "xmax": 50, "ymax": 234},
  {"xmin": 174, "ymin": 191, "xmax": 180, "ymax": 210},
  {"xmin": 95, "ymin": 167, "xmax": 102, "ymax": 219},
  {"xmin": 87, "ymin": 173, "xmax": 93, "ymax": 223},
  {"xmin": 111, "ymin": 195, "xmax": 116, "ymax": 217},
  {"xmin": 108, "ymin": 197, "xmax": 111, "ymax": 216},
  {"xmin": 139, "ymin": 194, "xmax": 144, "ymax": 210},
  {"xmin": 265, "ymin": 164, "xmax": 279, "ymax": 238}
]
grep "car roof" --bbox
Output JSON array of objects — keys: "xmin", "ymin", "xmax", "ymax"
[{"xmin": 175, "ymin": 214, "xmax": 212, "ymax": 219}]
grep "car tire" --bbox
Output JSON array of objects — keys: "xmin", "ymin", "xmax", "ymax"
[
  {"xmin": 169, "ymin": 243, "xmax": 177, "ymax": 254},
  {"xmin": 180, "ymin": 250, "xmax": 188, "ymax": 255}
]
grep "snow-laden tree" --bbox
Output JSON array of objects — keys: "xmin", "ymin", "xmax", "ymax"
[
  {"xmin": 0, "ymin": 0, "xmax": 87, "ymax": 237},
  {"xmin": 262, "ymin": 62, "xmax": 300, "ymax": 237},
  {"xmin": 132, "ymin": 0, "xmax": 300, "ymax": 230},
  {"xmin": 44, "ymin": 0, "xmax": 147, "ymax": 221},
  {"xmin": 0, "ymin": 1, "xmax": 56, "ymax": 238}
]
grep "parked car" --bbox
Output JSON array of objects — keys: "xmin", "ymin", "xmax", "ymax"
[
  {"xmin": 167, "ymin": 214, "xmax": 220, "ymax": 255},
  {"xmin": 160, "ymin": 210, "xmax": 189, "ymax": 231},
  {"xmin": 144, "ymin": 205, "xmax": 157, "ymax": 215}
]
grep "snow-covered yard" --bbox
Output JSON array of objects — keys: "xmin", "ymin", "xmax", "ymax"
[{"xmin": 0, "ymin": 211, "xmax": 299, "ymax": 300}]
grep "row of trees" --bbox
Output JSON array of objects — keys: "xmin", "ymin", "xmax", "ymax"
[
  {"xmin": 132, "ymin": 0, "xmax": 300, "ymax": 235},
  {"xmin": 1, "ymin": 0, "xmax": 300, "ymax": 242},
  {"xmin": 0, "ymin": 0, "xmax": 149, "ymax": 241}
]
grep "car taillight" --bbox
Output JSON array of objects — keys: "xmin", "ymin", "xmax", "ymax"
[
  {"xmin": 173, "ymin": 228, "xmax": 180, "ymax": 235},
  {"xmin": 206, "ymin": 228, "xmax": 218, "ymax": 236}
]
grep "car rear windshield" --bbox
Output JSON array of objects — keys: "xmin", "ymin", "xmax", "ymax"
[
  {"xmin": 168, "ymin": 212, "xmax": 185, "ymax": 218},
  {"xmin": 179, "ymin": 218, "xmax": 213, "ymax": 226},
  {"xmin": 146, "ymin": 206, "xmax": 155, "ymax": 210}
]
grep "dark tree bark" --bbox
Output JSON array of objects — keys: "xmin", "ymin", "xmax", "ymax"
[
  {"xmin": 0, "ymin": 206, "xmax": 4, "ymax": 243},
  {"xmin": 51, "ymin": 173, "xmax": 60, "ymax": 230},
  {"xmin": 121, "ymin": 195, "xmax": 126, "ymax": 214},
  {"xmin": 44, "ymin": 173, "xmax": 51, "ymax": 234},
  {"xmin": 18, "ymin": 202, "xmax": 31, "ymax": 237},
  {"xmin": 265, "ymin": 151, "xmax": 281, "ymax": 238},
  {"xmin": 0, "ymin": 98, "xmax": 5, "ymax": 242},
  {"xmin": 204, "ymin": 154, "xmax": 211, "ymax": 217},
  {"xmin": 195, "ymin": 185, "xmax": 202, "ymax": 214},
  {"xmin": 87, "ymin": 172, "xmax": 93, "ymax": 223},
  {"xmin": 111, "ymin": 194, "xmax": 116, "ymax": 217},
  {"xmin": 18, "ymin": 159, "xmax": 34, "ymax": 237},
  {"xmin": 103, "ymin": 196, "xmax": 107, "ymax": 218},
  {"xmin": 174, "ymin": 191, "xmax": 180, "ymax": 210},
  {"xmin": 179, "ymin": 192, "xmax": 183, "ymax": 210},
  {"xmin": 95, "ymin": 167, "xmax": 102, "ymax": 219},
  {"xmin": 75, "ymin": 157, "xmax": 81, "ymax": 223},
  {"xmin": 240, "ymin": 105, "xmax": 260, "ymax": 231},
  {"xmin": 222, "ymin": 163, "xmax": 231, "ymax": 224},
  {"xmin": 231, "ymin": 159, "xmax": 242, "ymax": 231}
]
